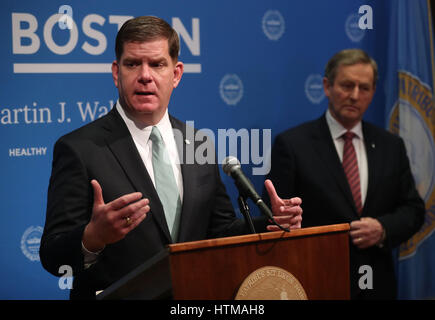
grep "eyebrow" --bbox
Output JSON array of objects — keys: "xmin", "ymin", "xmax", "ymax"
[
  {"xmin": 122, "ymin": 57, "xmax": 140, "ymax": 63},
  {"xmin": 121, "ymin": 56, "xmax": 169, "ymax": 64},
  {"xmin": 150, "ymin": 57, "xmax": 168, "ymax": 64},
  {"xmin": 339, "ymin": 79, "xmax": 372, "ymax": 86}
]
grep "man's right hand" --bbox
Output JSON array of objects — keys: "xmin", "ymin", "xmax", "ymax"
[{"xmin": 82, "ymin": 179, "xmax": 150, "ymax": 252}]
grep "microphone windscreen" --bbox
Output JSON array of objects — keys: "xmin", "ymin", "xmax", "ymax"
[{"xmin": 222, "ymin": 156, "xmax": 241, "ymax": 176}]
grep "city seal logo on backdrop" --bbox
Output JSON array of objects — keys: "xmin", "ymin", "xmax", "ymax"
[
  {"xmin": 305, "ymin": 74, "xmax": 325, "ymax": 104},
  {"xmin": 345, "ymin": 13, "xmax": 366, "ymax": 43},
  {"xmin": 21, "ymin": 225, "xmax": 43, "ymax": 262},
  {"xmin": 220, "ymin": 74, "xmax": 244, "ymax": 106},
  {"xmin": 262, "ymin": 10, "xmax": 285, "ymax": 41}
]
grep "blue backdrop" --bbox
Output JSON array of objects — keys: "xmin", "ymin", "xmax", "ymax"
[{"xmin": 2, "ymin": 0, "xmax": 429, "ymax": 299}]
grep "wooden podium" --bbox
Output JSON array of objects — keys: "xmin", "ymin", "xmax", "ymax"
[{"xmin": 97, "ymin": 223, "xmax": 350, "ymax": 300}]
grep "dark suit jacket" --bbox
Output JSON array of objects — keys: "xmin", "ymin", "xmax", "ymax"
[
  {"xmin": 264, "ymin": 114, "xmax": 425, "ymax": 299},
  {"xmin": 40, "ymin": 107, "xmax": 268, "ymax": 299}
]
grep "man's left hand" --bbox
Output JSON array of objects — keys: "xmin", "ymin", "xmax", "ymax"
[
  {"xmin": 350, "ymin": 217, "xmax": 385, "ymax": 249},
  {"xmin": 264, "ymin": 179, "xmax": 303, "ymax": 231}
]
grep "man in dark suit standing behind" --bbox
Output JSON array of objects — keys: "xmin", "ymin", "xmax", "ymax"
[
  {"xmin": 40, "ymin": 16, "xmax": 303, "ymax": 299},
  {"xmin": 264, "ymin": 49, "xmax": 425, "ymax": 299}
]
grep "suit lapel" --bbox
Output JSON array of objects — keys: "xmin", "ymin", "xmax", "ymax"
[
  {"xmin": 169, "ymin": 117, "xmax": 198, "ymax": 243},
  {"xmin": 102, "ymin": 108, "xmax": 172, "ymax": 242},
  {"xmin": 311, "ymin": 115, "xmax": 359, "ymax": 216}
]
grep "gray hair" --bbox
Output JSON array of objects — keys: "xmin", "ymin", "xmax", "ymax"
[{"xmin": 324, "ymin": 49, "xmax": 378, "ymax": 86}]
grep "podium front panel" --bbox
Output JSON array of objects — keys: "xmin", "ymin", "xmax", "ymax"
[{"xmin": 168, "ymin": 224, "xmax": 350, "ymax": 299}]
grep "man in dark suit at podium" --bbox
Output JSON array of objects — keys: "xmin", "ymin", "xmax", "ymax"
[
  {"xmin": 40, "ymin": 16, "xmax": 303, "ymax": 299},
  {"xmin": 264, "ymin": 49, "xmax": 425, "ymax": 299}
]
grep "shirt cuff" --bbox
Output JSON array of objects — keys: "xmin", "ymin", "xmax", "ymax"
[
  {"xmin": 376, "ymin": 228, "xmax": 387, "ymax": 248},
  {"xmin": 81, "ymin": 241, "xmax": 104, "ymax": 268}
]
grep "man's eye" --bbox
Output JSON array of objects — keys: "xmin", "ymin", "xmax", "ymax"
[
  {"xmin": 152, "ymin": 63, "xmax": 163, "ymax": 68},
  {"xmin": 125, "ymin": 62, "xmax": 139, "ymax": 67}
]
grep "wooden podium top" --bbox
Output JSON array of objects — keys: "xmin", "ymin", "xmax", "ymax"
[{"xmin": 169, "ymin": 223, "xmax": 350, "ymax": 253}]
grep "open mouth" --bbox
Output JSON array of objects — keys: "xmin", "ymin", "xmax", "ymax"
[{"xmin": 135, "ymin": 91, "xmax": 155, "ymax": 96}]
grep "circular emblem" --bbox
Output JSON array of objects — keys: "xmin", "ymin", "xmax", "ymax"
[
  {"xmin": 388, "ymin": 71, "xmax": 435, "ymax": 259},
  {"xmin": 235, "ymin": 266, "xmax": 308, "ymax": 300},
  {"xmin": 21, "ymin": 225, "xmax": 43, "ymax": 262},
  {"xmin": 389, "ymin": 101, "xmax": 435, "ymax": 202},
  {"xmin": 305, "ymin": 74, "xmax": 325, "ymax": 104},
  {"xmin": 219, "ymin": 74, "xmax": 244, "ymax": 106},
  {"xmin": 345, "ymin": 13, "xmax": 365, "ymax": 43},
  {"xmin": 262, "ymin": 10, "xmax": 285, "ymax": 41}
]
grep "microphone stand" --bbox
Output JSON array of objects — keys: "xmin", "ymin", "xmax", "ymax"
[{"xmin": 237, "ymin": 194, "xmax": 256, "ymax": 234}]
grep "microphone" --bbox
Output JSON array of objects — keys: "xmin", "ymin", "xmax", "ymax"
[
  {"xmin": 222, "ymin": 156, "xmax": 274, "ymax": 220},
  {"xmin": 222, "ymin": 157, "xmax": 289, "ymax": 232}
]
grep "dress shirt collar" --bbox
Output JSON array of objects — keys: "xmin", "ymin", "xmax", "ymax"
[
  {"xmin": 325, "ymin": 109, "xmax": 363, "ymax": 140},
  {"xmin": 116, "ymin": 101, "xmax": 173, "ymax": 148}
]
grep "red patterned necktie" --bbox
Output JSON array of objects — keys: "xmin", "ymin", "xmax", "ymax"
[{"xmin": 342, "ymin": 131, "xmax": 362, "ymax": 215}]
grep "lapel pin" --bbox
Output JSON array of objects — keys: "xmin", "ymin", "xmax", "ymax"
[{"xmin": 371, "ymin": 143, "xmax": 375, "ymax": 149}]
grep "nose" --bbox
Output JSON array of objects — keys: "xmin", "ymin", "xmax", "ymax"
[
  {"xmin": 138, "ymin": 64, "xmax": 152, "ymax": 84},
  {"xmin": 350, "ymin": 86, "xmax": 359, "ymax": 100}
]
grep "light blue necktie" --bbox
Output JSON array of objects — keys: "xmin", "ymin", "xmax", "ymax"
[{"xmin": 149, "ymin": 126, "xmax": 182, "ymax": 241}]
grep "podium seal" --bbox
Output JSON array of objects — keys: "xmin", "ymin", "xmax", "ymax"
[{"xmin": 235, "ymin": 266, "xmax": 307, "ymax": 300}]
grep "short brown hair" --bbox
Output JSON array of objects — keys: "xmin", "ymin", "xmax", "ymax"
[
  {"xmin": 115, "ymin": 16, "xmax": 180, "ymax": 62},
  {"xmin": 324, "ymin": 49, "xmax": 378, "ymax": 86}
]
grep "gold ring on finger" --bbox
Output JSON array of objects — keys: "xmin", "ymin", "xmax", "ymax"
[{"xmin": 125, "ymin": 216, "xmax": 132, "ymax": 226}]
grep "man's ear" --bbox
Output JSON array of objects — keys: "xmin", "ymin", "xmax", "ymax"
[
  {"xmin": 323, "ymin": 77, "xmax": 331, "ymax": 98},
  {"xmin": 173, "ymin": 61, "xmax": 184, "ymax": 88},
  {"xmin": 112, "ymin": 60, "xmax": 119, "ymax": 88}
]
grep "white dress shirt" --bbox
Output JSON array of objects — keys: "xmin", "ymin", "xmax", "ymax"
[
  {"xmin": 116, "ymin": 101, "xmax": 184, "ymax": 201},
  {"xmin": 325, "ymin": 109, "xmax": 368, "ymax": 206}
]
